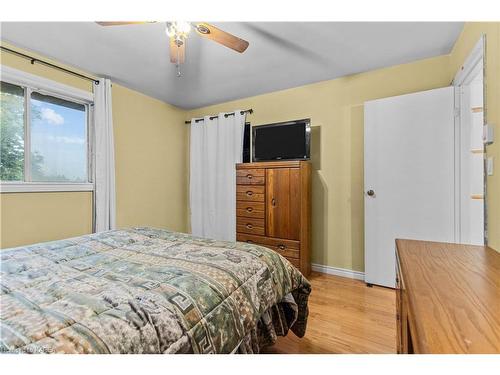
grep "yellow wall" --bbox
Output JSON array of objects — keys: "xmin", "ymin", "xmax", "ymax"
[
  {"xmin": 113, "ymin": 85, "xmax": 188, "ymax": 231},
  {"xmin": 187, "ymin": 55, "xmax": 451, "ymax": 271},
  {"xmin": 0, "ymin": 42, "xmax": 188, "ymax": 248},
  {"xmin": 448, "ymin": 23, "xmax": 500, "ymax": 251},
  {"xmin": 1, "ymin": 192, "xmax": 93, "ymax": 247}
]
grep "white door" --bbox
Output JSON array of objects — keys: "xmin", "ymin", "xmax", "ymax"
[{"xmin": 364, "ymin": 87, "xmax": 456, "ymax": 288}]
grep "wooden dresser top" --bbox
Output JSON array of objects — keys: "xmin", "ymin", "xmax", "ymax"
[
  {"xmin": 236, "ymin": 160, "xmax": 310, "ymax": 169},
  {"xmin": 396, "ymin": 239, "xmax": 500, "ymax": 354}
]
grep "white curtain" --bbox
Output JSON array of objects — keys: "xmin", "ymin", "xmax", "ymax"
[
  {"xmin": 190, "ymin": 111, "xmax": 246, "ymax": 241},
  {"xmin": 93, "ymin": 78, "xmax": 116, "ymax": 232}
]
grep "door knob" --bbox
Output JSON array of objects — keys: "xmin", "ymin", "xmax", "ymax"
[{"xmin": 367, "ymin": 189, "xmax": 375, "ymax": 197}]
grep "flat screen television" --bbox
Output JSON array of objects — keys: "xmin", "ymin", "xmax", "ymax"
[{"xmin": 252, "ymin": 119, "xmax": 311, "ymax": 162}]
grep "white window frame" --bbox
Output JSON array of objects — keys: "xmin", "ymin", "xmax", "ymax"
[{"xmin": 0, "ymin": 65, "xmax": 94, "ymax": 193}]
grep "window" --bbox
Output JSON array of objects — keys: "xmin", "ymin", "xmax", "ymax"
[
  {"xmin": 30, "ymin": 92, "xmax": 87, "ymax": 182},
  {"xmin": 1, "ymin": 72, "xmax": 93, "ymax": 192}
]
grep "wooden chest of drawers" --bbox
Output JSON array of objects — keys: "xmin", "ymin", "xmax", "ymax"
[{"xmin": 236, "ymin": 161, "xmax": 311, "ymax": 276}]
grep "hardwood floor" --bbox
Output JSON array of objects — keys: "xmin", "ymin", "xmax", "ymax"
[{"xmin": 263, "ymin": 272, "xmax": 396, "ymax": 354}]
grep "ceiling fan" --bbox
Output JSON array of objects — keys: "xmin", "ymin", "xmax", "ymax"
[{"xmin": 96, "ymin": 21, "xmax": 249, "ymax": 76}]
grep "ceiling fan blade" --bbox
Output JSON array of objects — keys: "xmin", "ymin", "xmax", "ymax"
[
  {"xmin": 170, "ymin": 37, "xmax": 185, "ymax": 64},
  {"xmin": 96, "ymin": 22, "xmax": 155, "ymax": 26},
  {"xmin": 194, "ymin": 23, "xmax": 249, "ymax": 53}
]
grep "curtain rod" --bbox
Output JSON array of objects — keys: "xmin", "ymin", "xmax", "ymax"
[
  {"xmin": 184, "ymin": 109, "xmax": 253, "ymax": 124},
  {"xmin": 1, "ymin": 46, "xmax": 100, "ymax": 85}
]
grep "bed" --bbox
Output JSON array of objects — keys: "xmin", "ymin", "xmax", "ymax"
[{"xmin": 0, "ymin": 227, "xmax": 311, "ymax": 354}]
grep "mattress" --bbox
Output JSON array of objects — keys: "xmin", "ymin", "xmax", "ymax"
[{"xmin": 0, "ymin": 227, "xmax": 310, "ymax": 353}]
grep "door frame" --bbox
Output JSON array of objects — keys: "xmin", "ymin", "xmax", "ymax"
[{"xmin": 452, "ymin": 35, "xmax": 486, "ymax": 245}]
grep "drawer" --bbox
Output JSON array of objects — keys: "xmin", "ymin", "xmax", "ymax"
[
  {"xmin": 236, "ymin": 185, "xmax": 265, "ymax": 202},
  {"xmin": 236, "ymin": 169, "xmax": 265, "ymax": 185},
  {"xmin": 236, "ymin": 233, "xmax": 300, "ymax": 259},
  {"xmin": 285, "ymin": 257, "xmax": 300, "ymax": 268},
  {"xmin": 236, "ymin": 201, "xmax": 265, "ymax": 219},
  {"xmin": 237, "ymin": 217, "xmax": 265, "ymax": 236}
]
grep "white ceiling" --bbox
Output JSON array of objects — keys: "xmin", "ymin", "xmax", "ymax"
[{"xmin": 0, "ymin": 22, "xmax": 463, "ymax": 109}]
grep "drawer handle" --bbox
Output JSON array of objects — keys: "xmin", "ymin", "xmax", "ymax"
[
  {"xmin": 246, "ymin": 240, "xmax": 253, "ymax": 244},
  {"xmin": 278, "ymin": 244, "xmax": 285, "ymax": 250},
  {"xmin": 246, "ymin": 191, "xmax": 253, "ymax": 196},
  {"xmin": 246, "ymin": 207, "xmax": 253, "ymax": 212},
  {"xmin": 271, "ymin": 198, "xmax": 276, "ymax": 206},
  {"xmin": 246, "ymin": 224, "xmax": 253, "ymax": 229},
  {"xmin": 247, "ymin": 174, "xmax": 253, "ymax": 179}
]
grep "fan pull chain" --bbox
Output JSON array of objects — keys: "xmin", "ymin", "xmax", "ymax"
[{"xmin": 176, "ymin": 44, "xmax": 182, "ymax": 77}]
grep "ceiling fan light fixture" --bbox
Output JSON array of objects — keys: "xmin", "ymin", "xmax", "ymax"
[
  {"xmin": 166, "ymin": 21, "xmax": 191, "ymax": 38},
  {"xmin": 96, "ymin": 21, "xmax": 249, "ymax": 76},
  {"xmin": 177, "ymin": 21, "xmax": 191, "ymax": 34}
]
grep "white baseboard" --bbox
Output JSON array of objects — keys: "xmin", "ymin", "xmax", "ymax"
[{"xmin": 312, "ymin": 263, "xmax": 365, "ymax": 281}]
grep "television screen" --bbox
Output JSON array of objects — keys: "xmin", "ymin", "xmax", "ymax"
[{"xmin": 252, "ymin": 119, "xmax": 310, "ymax": 161}]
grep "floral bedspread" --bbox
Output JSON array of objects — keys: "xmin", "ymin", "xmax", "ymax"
[{"xmin": 0, "ymin": 227, "xmax": 310, "ymax": 353}]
